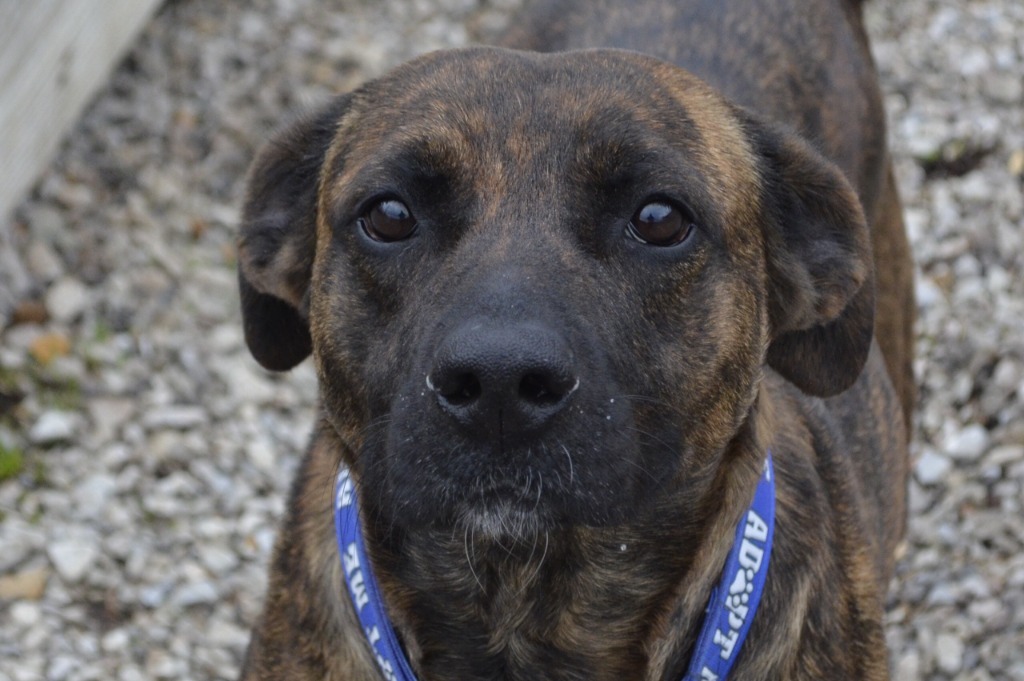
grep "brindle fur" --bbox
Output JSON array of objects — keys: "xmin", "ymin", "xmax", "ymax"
[{"xmin": 236, "ymin": 1, "xmax": 912, "ymax": 679}]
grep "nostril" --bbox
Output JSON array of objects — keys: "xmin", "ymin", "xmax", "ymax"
[
  {"xmin": 434, "ymin": 371, "xmax": 482, "ymax": 407},
  {"xmin": 518, "ymin": 372, "xmax": 576, "ymax": 407},
  {"xmin": 519, "ymin": 373, "xmax": 555, "ymax": 405}
]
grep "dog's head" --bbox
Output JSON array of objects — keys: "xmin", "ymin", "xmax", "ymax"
[{"xmin": 238, "ymin": 48, "xmax": 871, "ymax": 535}]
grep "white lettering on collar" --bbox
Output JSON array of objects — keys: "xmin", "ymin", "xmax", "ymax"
[
  {"xmin": 365, "ymin": 625, "xmax": 399, "ymax": 681},
  {"xmin": 343, "ymin": 542, "xmax": 370, "ymax": 612},
  {"xmin": 713, "ymin": 509, "xmax": 769, "ymax": 661},
  {"xmin": 336, "ymin": 470, "xmax": 355, "ymax": 509}
]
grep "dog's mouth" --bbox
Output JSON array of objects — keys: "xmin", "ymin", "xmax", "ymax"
[
  {"xmin": 366, "ymin": 440, "xmax": 584, "ymax": 529},
  {"xmin": 455, "ymin": 492, "xmax": 551, "ymax": 542},
  {"xmin": 359, "ymin": 387, "xmax": 678, "ymax": 536},
  {"xmin": 453, "ymin": 466, "xmax": 563, "ymax": 533}
]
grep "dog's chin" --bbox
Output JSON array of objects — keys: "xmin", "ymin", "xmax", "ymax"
[
  {"xmin": 383, "ymin": 477, "xmax": 641, "ymax": 540},
  {"xmin": 455, "ymin": 502, "xmax": 550, "ymax": 543}
]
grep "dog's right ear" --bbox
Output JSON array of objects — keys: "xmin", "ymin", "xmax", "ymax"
[
  {"xmin": 737, "ymin": 110, "xmax": 875, "ymax": 398},
  {"xmin": 237, "ymin": 95, "xmax": 351, "ymax": 371}
]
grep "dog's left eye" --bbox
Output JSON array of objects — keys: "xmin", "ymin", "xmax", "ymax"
[
  {"xmin": 360, "ymin": 199, "xmax": 418, "ymax": 242},
  {"xmin": 626, "ymin": 201, "xmax": 694, "ymax": 247}
]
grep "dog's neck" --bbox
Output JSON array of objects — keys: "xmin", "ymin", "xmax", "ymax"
[
  {"xmin": 355, "ymin": 411, "xmax": 772, "ymax": 681},
  {"xmin": 368, "ymin": 524, "xmax": 684, "ymax": 680}
]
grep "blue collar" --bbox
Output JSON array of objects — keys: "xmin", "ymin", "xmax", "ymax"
[
  {"xmin": 334, "ymin": 454, "xmax": 775, "ymax": 681},
  {"xmin": 681, "ymin": 454, "xmax": 775, "ymax": 680}
]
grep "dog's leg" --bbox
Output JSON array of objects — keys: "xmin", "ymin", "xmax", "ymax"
[{"xmin": 871, "ymin": 162, "xmax": 915, "ymax": 432}]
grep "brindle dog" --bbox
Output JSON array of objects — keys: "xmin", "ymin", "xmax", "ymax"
[{"xmin": 236, "ymin": 0, "xmax": 913, "ymax": 678}]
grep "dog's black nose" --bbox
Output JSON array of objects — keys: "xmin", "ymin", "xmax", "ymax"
[{"xmin": 428, "ymin": 322, "xmax": 578, "ymax": 440}]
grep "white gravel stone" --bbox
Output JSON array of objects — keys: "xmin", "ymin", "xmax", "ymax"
[
  {"xmin": 209, "ymin": 324, "xmax": 244, "ymax": 352},
  {"xmin": 47, "ymin": 534, "xmax": 100, "ymax": 583},
  {"xmin": 213, "ymin": 356, "xmax": 277, "ymax": 404},
  {"xmin": 172, "ymin": 580, "xmax": 219, "ymax": 607},
  {"xmin": 206, "ymin": 618, "xmax": 252, "ymax": 649},
  {"xmin": 986, "ymin": 445, "xmax": 1024, "ymax": 468},
  {"xmin": 23, "ymin": 204, "xmax": 65, "ymax": 245},
  {"xmin": 10, "ymin": 601, "xmax": 43, "ymax": 627},
  {"xmin": 197, "ymin": 544, "xmax": 240, "ymax": 574},
  {"xmin": 927, "ymin": 582, "xmax": 960, "ymax": 606},
  {"xmin": 26, "ymin": 240, "xmax": 65, "ymax": 282},
  {"xmin": 100, "ymin": 622, "xmax": 133, "ymax": 651},
  {"xmin": 0, "ymin": 518, "xmax": 44, "ymax": 572},
  {"xmin": 141, "ymin": 405, "xmax": 208, "ymax": 430},
  {"xmin": 957, "ymin": 173, "xmax": 992, "ymax": 203},
  {"xmin": 44, "ymin": 276, "xmax": 90, "ymax": 323},
  {"xmin": 945, "ymin": 424, "xmax": 991, "ymax": 462},
  {"xmin": 895, "ymin": 650, "xmax": 921, "ymax": 680},
  {"xmin": 246, "ymin": 435, "xmax": 277, "ymax": 474},
  {"xmin": 29, "ymin": 410, "xmax": 80, "ymax": 444},
  {"xmin": 915, "ymin": 276, "xmax": 945, "ymax": 309},
  {"xmin": 87, "ymin": 398, "xmax": 137, "ymax": 442},
  {"xmin": 138, "ymin": 581, "xmax": 174, "ymax": 609},
  {"xmin": 118, "ymin": 666, "xmax": 147, "ymax": 681},
  {"xmin": 935, "ymin": 633, "xmax": 965, "ymax": 674},
  {"xmin": 72, "ymin": 474, "xmax": 118, "ymax": 520},
  {"xmin": 47, "ymin": 656, "xmax": 80, "ymax": 681},
  {"xmin": 146, "ymin": 650, "xmax": 188, "ymax": 679},
  {"xmin": 916, "ymin": 448, "xmax": 953, "ymax": 486},
  {"xmin": 984, "ymin": 72, "xmax": 1024, "ymax": 104}
]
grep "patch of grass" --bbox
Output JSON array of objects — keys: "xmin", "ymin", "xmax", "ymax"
[
  {"xmin": 0, "ymin": 443, "xmax": 25, "ymax": 481},
  {"xmin": 39, "ymin": 379, "xmax": 83, "ymax": 411},
  {"xmin": 0, "ymin": 366, "xmax": 23, "ymax": 411},
  {"xmin": 31, "ymin": 460, "xmax": 49, "ymax": 487},
  {"xmin": 92, "ymin": 318, "xmax": 114, "ymax": 344},
  {"xmin": 0, "ymin": 365, "xmax": 19, "ymax": 388}
]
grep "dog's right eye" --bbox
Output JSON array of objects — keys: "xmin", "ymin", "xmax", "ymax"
[
  {"xmin": 626, "ymin": 201, "xmax": 694, "ymax": 247},
  {"xmin": 360, "ymin": 199, "xmax": 418, "ymax": 242}
]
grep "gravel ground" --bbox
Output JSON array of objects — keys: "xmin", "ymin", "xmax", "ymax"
[{"xmin": 0, "ymin": 0, "xmax": 1021, "ymax": 679}]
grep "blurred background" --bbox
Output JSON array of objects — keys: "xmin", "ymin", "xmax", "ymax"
[{"xmin": 0, "ymin": 0, "xmax": 1021, "ymax": 679}]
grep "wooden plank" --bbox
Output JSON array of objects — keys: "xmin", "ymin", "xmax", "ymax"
[{"xmin": 0, "ymin": 0, "xmax": 163, "ymax": 220}]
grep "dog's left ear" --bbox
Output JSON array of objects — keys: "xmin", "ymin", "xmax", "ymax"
[
  {"xmin": 741, "ymin": 112, "xmax": 875, "ymax": 397},
  {"xmin": 237, "ymin": 95, "xmax": 351, "ymax": 371}
]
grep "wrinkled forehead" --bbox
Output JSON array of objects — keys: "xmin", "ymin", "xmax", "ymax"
[{"xmin": 324, "ymin": 47, "xmax": 758, "ymax": 212}]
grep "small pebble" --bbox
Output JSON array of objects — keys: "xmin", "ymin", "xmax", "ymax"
[
  {"xmin": 945, "ymin": 424, "xmax": 990, "ymax": 462},
  {"xmin": 916, "ymin": 449, "xmax": 952, "ymax": 486},
  {"xmin": 935, "ymin": 633, "xmax": 965, "ymax": 674},
  {"xmin": 47, "ymin": 536, "xmax": 100, "ymax": 583},
  {"xmin": 29, "ymin": 410, "xmax": 79, "ymax": 444},
  {"xmin": 44, "ymin": 277, "xmax": 90, "ymax": 323}
]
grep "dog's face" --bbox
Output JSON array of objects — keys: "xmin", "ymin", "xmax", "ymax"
[{"xmin": 238, "ymin": 48, "xmax": 872, "ymax": 536}]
